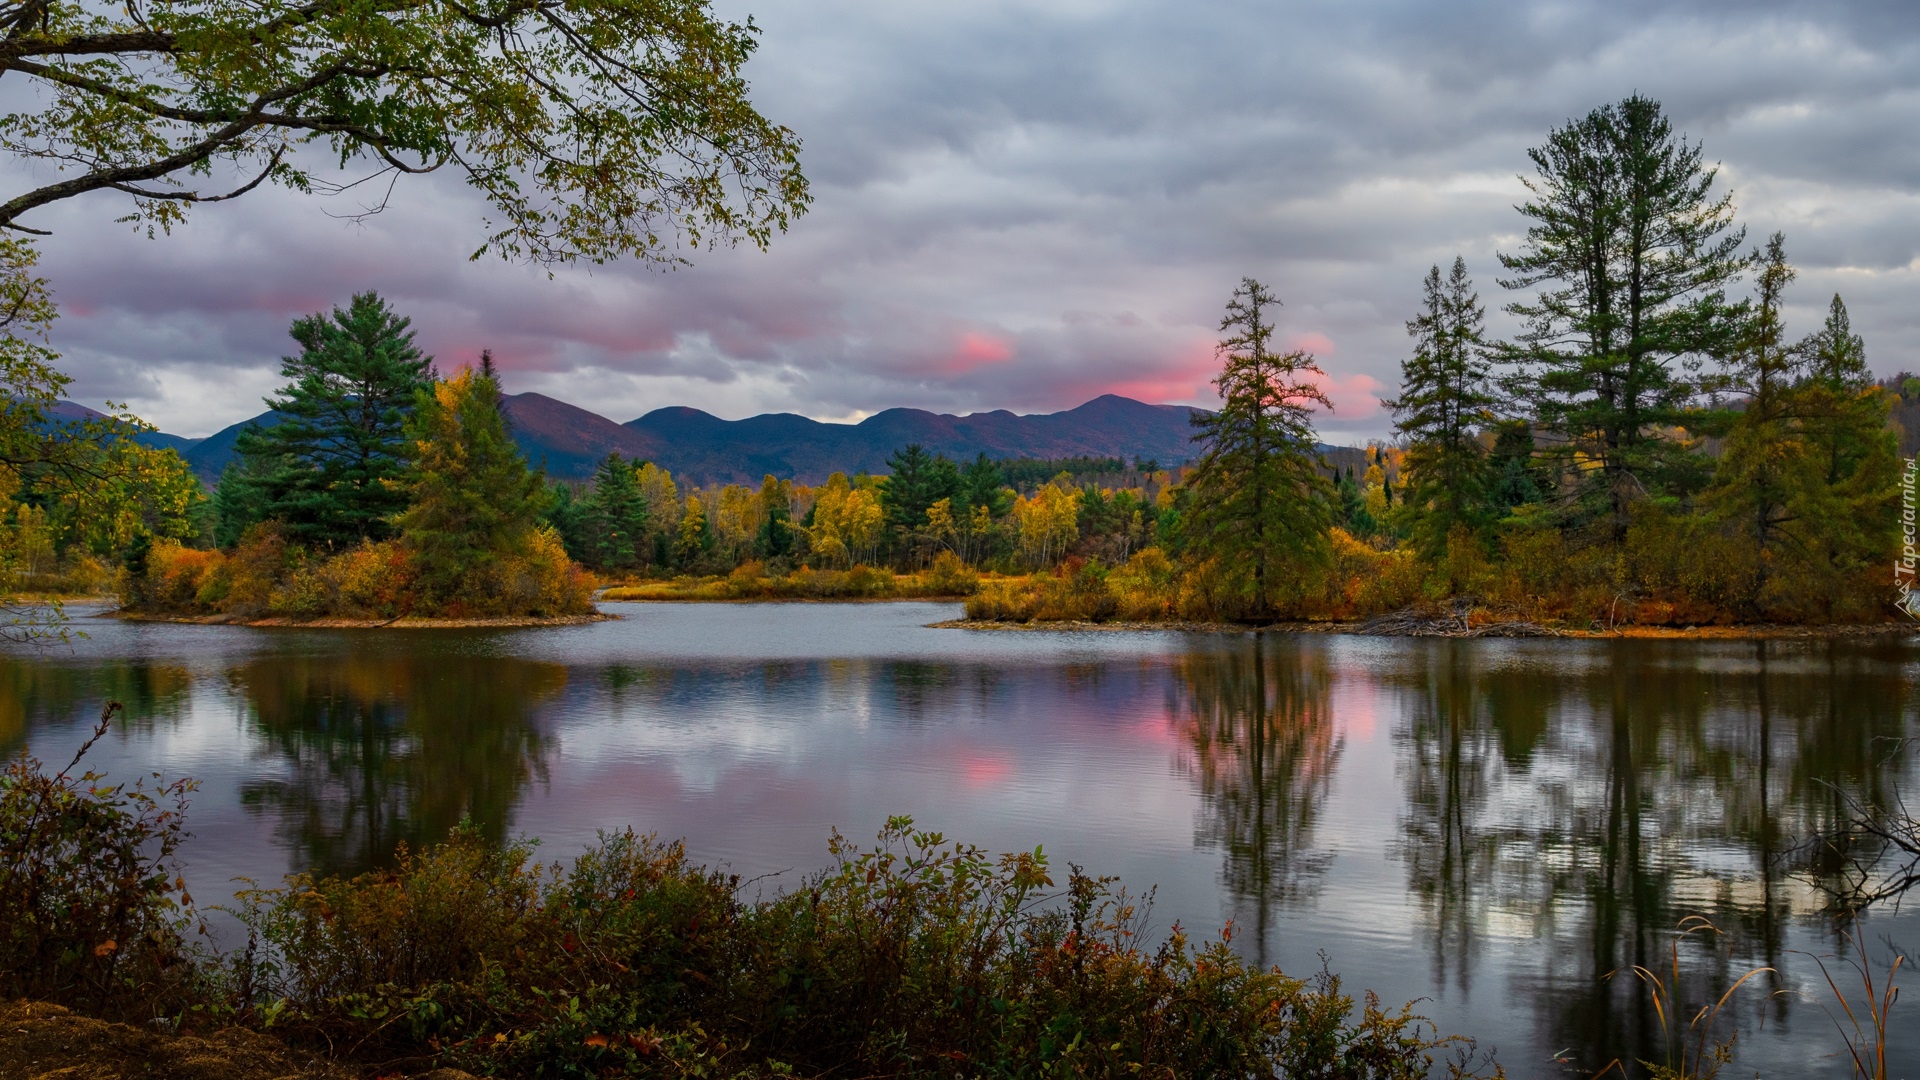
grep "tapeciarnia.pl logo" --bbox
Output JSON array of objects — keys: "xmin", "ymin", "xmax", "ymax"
[{"xmin": 1899, "ymin": 457, "xmax": 1920, "ymax": 621}]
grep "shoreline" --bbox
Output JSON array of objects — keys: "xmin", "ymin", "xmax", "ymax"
[
  {"xmin": 105, "ymin": 609, "xmax": 615, "ymax": 629},
  {"xmin": 929, "ymin": 617, "xmax": 1919, "ymax": 640}
]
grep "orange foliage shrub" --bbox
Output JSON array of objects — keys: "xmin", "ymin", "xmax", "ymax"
[{"xmin": 136, "ymin": 540, "xmax": 224, "ymax": 613}]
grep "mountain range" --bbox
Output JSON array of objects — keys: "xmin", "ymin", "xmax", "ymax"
[{"xmin": 87, "ymin": 393, "xmax": 1213, "ymax": 486}]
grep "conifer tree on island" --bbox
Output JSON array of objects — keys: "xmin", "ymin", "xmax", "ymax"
[
  {"xmin": 397, "ymin": 367, "xmax": 558, "ymax": 614},
  {"xmin": 1184, "ymin": 278, "xmax": 1333, "ymax": 619},
  {"xmin": 218, "ymin": 293, "xmax": 433, "ymax": 549},
  {"xmin": 1385, "ymin": 257, "xmax": 1497, "ymax": 563},
  {"xmin": 1498, "ymin": 94, "xmax": 1749, "ymax": 540}
]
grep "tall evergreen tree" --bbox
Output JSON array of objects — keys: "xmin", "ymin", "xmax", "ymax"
[
  {"xmin": 1498, "ymin": 95, "xmax": 1749, "ymax": 540},
  {"xmin": 222, "ymin": 292, "xmax": 434, "ymax": 548},
  {"xmin": 1385, "ymin": 257, "xmax": 1497, "ymax": 562},
  {"xmin": 1705, "ymin": 234, "xmax": 1804, "ymax": 574},
  {"xmin": 1184, "ymin": 278, "xmax": 1333, "ymax": 618},
  {"xmin": 1705, "ymin": 239, "xmax": 1899, "ymax": 617},
  {"xmin": 959, "ymin": 453, "xmax": 1012, "ymax": 518},
  {"xmin": 880, "ymin": 444, "xmax": 961, "ymax": 536},
  {"xmin": 1796, "ymin": 293, "xmax": 1880, "ymax": 487},
  {"xmin": 396, "ymin": 367, "xmax": 548, "ymax": 609},
  {"xmin": 581, "ymin": 453, "xmax": 650, "ymax": 571}
]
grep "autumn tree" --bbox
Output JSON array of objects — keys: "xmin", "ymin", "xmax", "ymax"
[
  {"xmin": 396, "ymin": 368, "xmax": 548, "ymax": 609},
  {"xmin": 1385, "ymin": 258, "xmax": 1497, "ymax": 562},
  {"xmin": 1498, "ymin": 95, "xmax": 1748, "ymax": 541},
  {"xmin": 219, "ymin": 293, "xmax": 433, "ymax": 549},
  {"xmin": 1183, "ymin": 278, "xmax": 1333, "ymax": 618}
]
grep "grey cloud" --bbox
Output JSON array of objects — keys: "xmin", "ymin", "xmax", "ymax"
[{"xmin": 15, "ymin": 0, "xmax": 1920, "ymax": 439}]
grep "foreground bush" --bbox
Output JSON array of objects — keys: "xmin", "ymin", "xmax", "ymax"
[
  {"xmin": 232, "ymin": 818, "xmax": 1492, "ymax": 1078},
  {"xmin": 0, "ymin": 704, "xmax": 202, "ymax": 1017}
]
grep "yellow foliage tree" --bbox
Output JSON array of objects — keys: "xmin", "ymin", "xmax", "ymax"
[{"xmin": 1012, "ymin": 483, "xmax": 1081, "ymax": 567}]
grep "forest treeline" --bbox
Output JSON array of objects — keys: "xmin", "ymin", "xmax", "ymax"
[{"xmin": 2, "ymin": 94, "xmax": 1911, "ymax": 627}]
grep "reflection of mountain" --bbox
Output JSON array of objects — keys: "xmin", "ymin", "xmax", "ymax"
[
  {"xmin": 235, "ymin": 649, "xmax": 567, "ymax": 876},
  {"xmin": 1174, "ymin": 639, "xmax": 1340, "ymax": 965},
  {"xmin": 1387, "ymin": 639, "xmax": 1916, "ymax": 1071},
  {"xmin": 0, "ymin": 657, "xmax": 194, "ymax": 754}
]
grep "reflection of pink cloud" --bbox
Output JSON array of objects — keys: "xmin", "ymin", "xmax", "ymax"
[
  {"xmin": 960, "ymin": 755, "xmax": 1011, "ymax": 788},
  {"xmin": 1330, "ymin": 681, "xmax": 1377, "ymax": 743}
]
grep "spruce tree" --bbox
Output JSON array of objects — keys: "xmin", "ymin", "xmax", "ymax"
[
  {"xmin": 959, "ymin": 454, "xmax": 1012, "ymax": 517},
  {"xmin": 1498, "ymin": 95, "xmax": 1749, "ymax": 540},
  {"xmin": 225, "ymin": 292, "xmax": 433, "ymax": 548},
  {"xmin": 880, "ymin": 444, "xmax": 961, "ymax": 535},
  {"xmin": 582, "ymin": 453, "xmax": 649, "ymax": 571},
  {"xmin": 396, "ymin": 367, "xmax": 547, "ymax": 610},
  {"xmin": 1184, "ymin": 278, "xmax": 1333, "ymax": 618},
  {"xmin": 1385, "ymin": 257, "xmax": 1496, "ymax": 562},
  {"xmin": 1704, "ymin": 234, "xmax": 1805, "ymax": 583}
]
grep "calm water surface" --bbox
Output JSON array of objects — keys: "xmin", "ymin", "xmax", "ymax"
[{"xmin": 4, "ymin": 602, "xmax": 1918, "ymax": 1077}]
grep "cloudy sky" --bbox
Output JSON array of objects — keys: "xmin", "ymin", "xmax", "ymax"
[{"xmin": 19, "ymin": 0, "xmax": 1920, "ymax": 439}]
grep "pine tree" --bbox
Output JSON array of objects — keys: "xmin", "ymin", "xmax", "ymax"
[
  {"xmin": 582, "ymin": 453, "xmax": 649, "ymax": 571},
  {"xmin": 224, "ymin": 293, "xmax": 434, "ymax": 549},
  {"xmin": 959, "ymin": 454, "xmax": 1012, "ymax": 518},
  {"xmin": 1704, "ymin": 233, "xmax": 1806, "ymax": 596},
  {"xmin": 1498, "ymin": 95, "xmax": 1748, "ymax": 541},
  {"xmin": 1385, "ymin": 258, "xmax": 1497, "ymax": 562},
  {"xmin": 1184, "ymin": 278, "xmax": 1333, "ymax": 618},
  {"xmin": 395, "ymin": 367, "xmax": 548, "ymax": 610},
  {"xmin": 1705, "ymin": 239, "xmax": 1899, "ymax": 617},
  {"xmin": 880, "ymin": 444, "xmax": 961, "ymax": 535}
]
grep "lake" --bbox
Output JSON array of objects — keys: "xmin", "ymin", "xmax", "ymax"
[{"xmin": 4, "ymin": 602, "xmax": 1917, "ymax": 1076}]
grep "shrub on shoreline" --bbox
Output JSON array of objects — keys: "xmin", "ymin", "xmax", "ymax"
[
  {"xmin": 603, "ymin": 553, "xmax": 982, "ymax": 603},
  {"xmin": 120, "ymin": 524, "xmax": 593, "ymax": 621}
]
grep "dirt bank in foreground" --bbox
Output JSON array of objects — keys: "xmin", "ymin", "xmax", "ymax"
[{"xmin": 0, "ymin": 1000, "xmax": 483, "ymax": 1080}]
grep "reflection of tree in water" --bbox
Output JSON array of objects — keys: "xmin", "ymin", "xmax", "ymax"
[
  {"xmin": 236, "ymin": 648, "xmax": 566, "ymax": 876},
  {"xmin": 0, "ymin": 657, "xmax": 194, "ymax": 753},
  {"xmin": 1389, "ymin": 639, "xmax": 1916, "ymax": 1070},
  {"xmin": 1174, "ymin": 638, "xmax": 1339, "ymax": 966},
  {"xmin": 1393, "ymin": 641, "xmax": 1510, "ymax": 996}
]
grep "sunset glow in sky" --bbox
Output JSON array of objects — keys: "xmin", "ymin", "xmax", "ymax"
[{"xmin": 16, "ymin": 0, "xmax": 1920, "ymax": 439}]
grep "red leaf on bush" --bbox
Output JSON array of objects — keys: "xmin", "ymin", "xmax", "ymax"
[{"xmin": 93, "ymin": 940, "xmax": 117, "ymax": 956}]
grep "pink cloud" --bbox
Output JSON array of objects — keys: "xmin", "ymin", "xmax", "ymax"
[
  {"xmin": 1289, "ymin": 331, "xmax": 1336, "ymax": 356},
  {"xmin": 1305, "ymin": 370, "xmax": 1385, "ymax": 419},
  {"xmin": 1060, "ymin": 337, "xmax": 1219, "ymax": 404},
  {"xmin": 932, "ymin": 331, "xmax": 1015, "ymax": 377}
]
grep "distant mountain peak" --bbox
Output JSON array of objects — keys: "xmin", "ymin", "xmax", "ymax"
[{"xmin": 135, "ymin": 393, "xmax": 1213, "ymax": 486}]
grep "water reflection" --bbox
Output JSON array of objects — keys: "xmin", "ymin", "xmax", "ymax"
[
  {"xmin": 1174, "ymin": 638, "xmax": 1340, "ymax": 965},
  {"xmin": 234, "ymin": 649, "xmax": 565, "ymax": 875},
  {"xmin": 0, "ymin": 614, "xmax": 1915, "ymax": 1074},
  {"xmin": 0, "ymin": 658, "xmax": 194, "ymax": 752},
  {"xmin": 1380, "ymin": 639, "xmax": 1916, "ymax": 1069}
]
